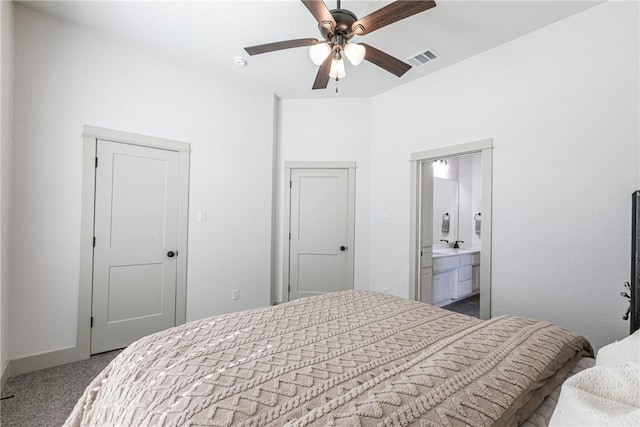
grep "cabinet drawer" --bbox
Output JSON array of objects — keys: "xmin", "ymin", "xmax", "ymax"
[
  {"xmin": 459, "ymin": 265, "xmax": 472, "ymax": 282},
  {"xmin": 433, "ymin": 256, "xmax": 458, "ymax": 272},
  {"xmin": 459, "ymin": 254, "xmax": 473, "ymax": 266}
]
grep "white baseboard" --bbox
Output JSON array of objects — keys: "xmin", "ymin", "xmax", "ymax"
[
  {"xmin": 0, "ymin": 360, "xmax": 8, "ymax": 391},
  {"xmin": 7, "ymin": 347, "xmax": 77, "ymax": 377}
]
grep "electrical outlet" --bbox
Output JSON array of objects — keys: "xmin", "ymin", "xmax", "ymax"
[{"xmin": 232, "ymin": 289, "xmax": 240, "ymax": 300}]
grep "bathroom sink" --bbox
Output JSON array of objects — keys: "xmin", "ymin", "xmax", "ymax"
[{"xmin": 432, "ymin": 248, "xmax": 479, "ymax": 257}]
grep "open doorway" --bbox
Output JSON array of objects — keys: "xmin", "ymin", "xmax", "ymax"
[
  {"xmin": 432, "ymin": 154, "xmax": 481, "ymax": 317},
  {"xmin": 409, "ymin": 139, "xmax": 493, "ymax": 320}
]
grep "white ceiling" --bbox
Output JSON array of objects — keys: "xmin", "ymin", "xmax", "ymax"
[{"xmin": 20, "ymin": 0, "xmax": 602, "ymax": 99}]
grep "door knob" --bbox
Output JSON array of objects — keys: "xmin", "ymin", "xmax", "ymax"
[
  {"xmin": 339, "ymin": 246, "xmax": 346, "ymax": 251},
  {"xmin": 167, "ymin": 251, "xmax": 175, "ymax": 258}
]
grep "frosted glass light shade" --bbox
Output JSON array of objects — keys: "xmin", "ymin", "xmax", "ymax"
[
  {"xmin": 309, "ymin": 43, "xmax": 331, "ymax": 65},
  {"xmin": 433, "ymin": 159, "xmax": 449, "ymax": 177},
  {"xmin": 344, "ymin": 43, "xmax": 366, "ymax": 66},
  {"xmin": 329, "ymin": 58, "xmax": 346, "ymax": 79}
]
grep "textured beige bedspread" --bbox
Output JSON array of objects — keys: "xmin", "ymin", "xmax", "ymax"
[{"xmin": 66, "ymin": 290, "xmax": 592, "ymax": 427}]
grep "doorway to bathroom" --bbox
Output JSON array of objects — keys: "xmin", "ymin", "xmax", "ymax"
[{"xmin": 409, "ymin": 139, "xmax": 493, "ymax": 320}]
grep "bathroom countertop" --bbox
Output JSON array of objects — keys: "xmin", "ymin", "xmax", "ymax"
[{"xmin": 432, "ymin": 248, "xmax": 480, "ymax": 258}]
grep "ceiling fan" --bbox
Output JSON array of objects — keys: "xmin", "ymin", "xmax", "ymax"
[{"xmin": 244, "ymin": 0, "xmax": 437, "ymax": 90}]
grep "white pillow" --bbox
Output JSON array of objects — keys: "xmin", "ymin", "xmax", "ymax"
[
  {"xmin": 549, "ymin": 359, "xmax": 640, "ymax": 426},
  {"xmin": 549, "ymin": 331, "xmax": 640, "ymax": 426},
  {"xmin": 596, "ymin": 329, "xmax": 640, "ymax": 367}
]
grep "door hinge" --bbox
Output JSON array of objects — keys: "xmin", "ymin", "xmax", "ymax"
[
  {"xmin": 90, "ymin": 316, "xmax": 94, "ymax": 328},
  {"xmin": 288, "ymin": 285, "xmax": 290, "ymax": 292},
  {"xmin": 289, "ymin": 232, "xmax": 291, "ymax": 240},
  {"xmin": 290, "ymin": 180, "xmax": 292, "ymax": 188},
  {"xmin": 93, "ymin": 237, "xmax": 96, "ymax": 247},
  {"xmin": 95, "ymin": 157, "xmax": 98, "ymax": 168}
]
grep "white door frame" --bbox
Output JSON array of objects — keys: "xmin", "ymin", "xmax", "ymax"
[
  {"xmin": 283, "ymin": 161, "xmax": 356, "ymax": 302},
  {"xmin": 409, "ymin": 139, "xmax": 493, "ymax": 319},
  {"xmin": 77, "ymin": 125, "xmax": 190, "ymax": 360}
]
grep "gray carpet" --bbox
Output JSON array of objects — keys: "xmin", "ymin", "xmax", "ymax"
[{"xmin": 0, "ymin": 350, "xmax": 122, "ymax": 427}]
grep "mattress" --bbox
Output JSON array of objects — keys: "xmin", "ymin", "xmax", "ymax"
[{"xmin": 65, "ymin": 290, "xmax": 592, "ymax": 426}]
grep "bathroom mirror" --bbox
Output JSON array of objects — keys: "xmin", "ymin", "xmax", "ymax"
[{"xmin": 433, "ymin": 178, "xmax": 459, "ymax": 244}]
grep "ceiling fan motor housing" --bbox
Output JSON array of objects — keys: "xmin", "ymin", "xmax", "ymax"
[{"xmin": 320, "ymin": 9, "xmax": 358, "ymax": 42}]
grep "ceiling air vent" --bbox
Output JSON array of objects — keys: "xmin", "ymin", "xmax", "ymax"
[{"xmin": 406, "ymin": 49, "xmax": 439, "ymax": 67}]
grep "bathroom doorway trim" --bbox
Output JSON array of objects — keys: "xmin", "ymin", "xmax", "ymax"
[{"xmin": 409, "ymin": 138, "xmax": 493, "ymax": 319}]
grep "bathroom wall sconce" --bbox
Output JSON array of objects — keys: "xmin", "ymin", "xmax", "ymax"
[{"xmin": 433, "ymin": 158, "xmax": 449, "ymax": 176}]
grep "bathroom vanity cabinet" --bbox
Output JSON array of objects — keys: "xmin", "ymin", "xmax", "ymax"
[
  {"xmin": 472, "ymin": 253, "xmax": 481, "ymax": 294},
  {"xmin": 432, "ymin": 250, "xmax": 480, "ymax": 306}
]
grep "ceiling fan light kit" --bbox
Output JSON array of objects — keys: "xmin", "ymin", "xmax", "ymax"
[
  {"xmin": 309, "ymin": 42, "xmax": 331, "ymax": 65},
  {"xmin": 244, "ymin": 0, "xmax": 437, "ymax": 90},
  {"xmin": 343, "ymin": 43, "xmax": 365, "ymax": 66},
  {"xmin": 329, "ymin": 58, "xmax": 347, "ymax": 79}
]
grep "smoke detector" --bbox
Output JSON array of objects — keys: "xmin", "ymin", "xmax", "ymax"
[{"xmin": 233, "ymin": 56, "xmax": 247, "ymax": 66}]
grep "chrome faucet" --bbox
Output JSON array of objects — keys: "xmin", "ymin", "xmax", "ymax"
[{"xmin": 453, "ymin": 240, "xmax": 464, "ymax": 248}]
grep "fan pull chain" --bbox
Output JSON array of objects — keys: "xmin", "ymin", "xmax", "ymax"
[{"xmin": 335, "ymin": 77, "xmax": 339, "ymax": 93}]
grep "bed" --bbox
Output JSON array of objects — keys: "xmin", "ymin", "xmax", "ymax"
[{"xmin": 65, "ymin": 290, "xmax": 593, "ymax": 426}]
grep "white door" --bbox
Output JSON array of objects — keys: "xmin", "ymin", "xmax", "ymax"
[
  {"xmin": 288, "ymin": 168, "xmax": 354, "ymax": 300},
  {"xmin": 420, "ymin": 161, "xmax": 434, "ymax": 303},
  {"xmin": 91, "ymin": 140, "xmax": 180, "ymax": 354}
]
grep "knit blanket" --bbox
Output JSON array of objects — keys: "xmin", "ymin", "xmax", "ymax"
[{"xmin": 65, "ymin": 290, "xmax": 592, "ymax": 427}]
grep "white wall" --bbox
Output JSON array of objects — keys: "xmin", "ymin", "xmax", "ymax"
[
  {"xmin": 0, "ymin": 0, "xmax": 14, "ymax": 380},
  {"xmin": 275, "ymin": 98, "xmax": 371, "ymax": 303},
  {"xmin": 10, "ymin": 5, "xmax": 275, "ymax": 359},
  {"xmin": 369, "ymin": 1, "xmax": 639, "ymax": 351},
  {"xmin": 7, "ymin": 0, "xmax": 639, "ymax": 364},
  {"xmin": 458, "ymin": 154, "xmax": 481, "ymax": 248}
]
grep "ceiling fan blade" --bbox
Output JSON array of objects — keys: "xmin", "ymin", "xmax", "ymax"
[
  {"xmin": 312, "ymin": 53, "xmax": 333, "ymax": 90},
  {"xmin": 245, "ymin": 38, "xmax": 319, "ymax": 56},
  {"xmin": 301, "ymin": 0, "xmax": 336, "ymax": 30},
  {"xmin": 361, "ymin": 43, "xmax": 411, "ymax": 77},
  {"xmin": 351, "ymin": 0, "xmax": 436, "ymax": 36}
]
